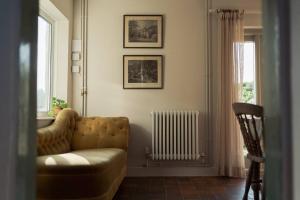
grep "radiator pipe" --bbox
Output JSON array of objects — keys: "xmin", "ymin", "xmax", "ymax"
[{"xmin": 80, "ymin": 0, "xmax": 88, "ymax": 116}]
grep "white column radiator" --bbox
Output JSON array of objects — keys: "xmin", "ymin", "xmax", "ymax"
[{"xmin": 151, "ymin": 110, "xmax": 200, "ymax": 160}]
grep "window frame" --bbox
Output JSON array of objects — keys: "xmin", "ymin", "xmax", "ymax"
[
  {"xmin": 38, "ymin": 0, "xmax": 72, "ymax": 118},
  {"xmin": 241, "ymin": 36, "xmax": 256, "ymax": 104},
  {"xmin": 243, "ymin": 29, "xmax": 263, "ymax": 168},
  {"xmin": 37, "ymin": 12, "xmax": 54, "ymax": 117},
  {"xmin": 243, "ymin": 29, "xmax": 263, "ymax": 105}
]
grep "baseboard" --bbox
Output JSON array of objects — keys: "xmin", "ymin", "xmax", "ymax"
[{"xmin": 127, "ymin": 166, "xmax": 218, "ymax": 177}]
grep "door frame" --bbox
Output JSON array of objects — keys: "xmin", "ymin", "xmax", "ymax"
[
  {"xmin": 263, "ymin": 0, "xmax": 293, "ymax": 199},
  {"xmin": 0, "ymin": 0, "xmax": 38, "ymax": 199}
]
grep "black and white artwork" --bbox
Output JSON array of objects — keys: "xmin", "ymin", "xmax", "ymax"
[
  {"xmin": 128, "ymin": 60, "xmax": 158, "ymax": 83},
  {"xmin": 123, "ymin": 55, "xmax": 163, "ymax": 89},
  {"xmin": 124, "ymin": 15, "xmax": 163, "ymax": 48},
  {"xmin": 128, "ymin": 20, "xmax": 158, "ymax": 43}
]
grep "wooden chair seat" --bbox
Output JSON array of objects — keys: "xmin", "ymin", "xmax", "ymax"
[{"xmin": 247, "ymin": 153, "xmax": 265, "ymax": 163}]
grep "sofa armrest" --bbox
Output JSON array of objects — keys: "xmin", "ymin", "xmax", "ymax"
[
  {"xmin": 71, "ymin": 116, "xmax": 129, "ymax": 151},
  {"xmin": 37, "ymin": 109, "xmax": 78, "ymax": 156}
]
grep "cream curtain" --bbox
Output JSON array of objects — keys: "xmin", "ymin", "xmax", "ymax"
[
  {"xmin": 255, "ymin": 34, "xmax": 264, "ymax": 105},
  {"xmin": 214, "ymin": 10, "xmax": 245, "ymax": 178}
]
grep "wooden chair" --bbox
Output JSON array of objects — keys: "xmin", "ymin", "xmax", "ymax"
[{"xmin": 232, "ymin": 102, "xmax": 265, "ymax": 200}]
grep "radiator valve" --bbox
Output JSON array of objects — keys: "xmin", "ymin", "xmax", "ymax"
[{"xmin": 145, "ymin": 146, "xmax": 151, "ymax": 159}]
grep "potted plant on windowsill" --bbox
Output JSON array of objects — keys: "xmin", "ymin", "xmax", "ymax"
[{"xmin": 48, "ymin": 97, "xmax": 68, "ymax": 117}]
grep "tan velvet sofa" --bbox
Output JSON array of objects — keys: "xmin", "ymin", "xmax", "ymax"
[{"xmin": 36, "ymin": 109, "xmax": 129, "ymax": 200}]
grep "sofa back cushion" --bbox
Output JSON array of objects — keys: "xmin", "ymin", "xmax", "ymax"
[
  {"xmin": 72, "ymin": 117, "xmax": 129, "ymax": 151},
  {"xmin": 37, "ymin": 109, "xmax": 78, "ymax": 156}
]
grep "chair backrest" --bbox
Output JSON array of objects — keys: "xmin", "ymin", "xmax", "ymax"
[{"xmin": 232, "ymin": 102, "xmax": 264, "ymax": 158}]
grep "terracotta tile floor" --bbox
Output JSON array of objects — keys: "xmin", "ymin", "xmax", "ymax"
[{"xmin": 113, "ymin": 177, "xmax": 254, "ymax": 200}]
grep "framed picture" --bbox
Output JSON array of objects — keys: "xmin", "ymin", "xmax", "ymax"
[
  {"xmin": 123, "ymin": 15, "xmax": 163, "ymax": 48},
  {"xmin": 123, "ymin": 55, "xmax": 163, "ymax": 89}
]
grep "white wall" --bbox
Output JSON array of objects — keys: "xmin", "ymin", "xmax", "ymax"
[
  {"xmin": 72, "ymin": 0, "xmax": 262, "ymax": 176},
  {"xmin": 51, "ymin": 0, "xmax": 73, "ymax": 20},
  {"xmin": 73, "ymin": 0, "xmax": 211, "ymax": 176},
  {"xmin": 212, "ymin": 0, "xmax": 261, "ymax": 9}
]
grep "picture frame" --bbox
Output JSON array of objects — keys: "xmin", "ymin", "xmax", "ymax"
[
  {"xmin": 123, "ymin": 15, "xmax": 163, "ymax": 48},
  {"xmin": 123, "ymin": 55, "xmax": 163, "ymax": 89}
]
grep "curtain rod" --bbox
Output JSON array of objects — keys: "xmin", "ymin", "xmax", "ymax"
[{"xmin": 208, "ymin": 9, "xmax": 261, "ymax": 15}]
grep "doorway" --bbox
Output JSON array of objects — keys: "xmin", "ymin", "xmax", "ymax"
[{"xmin": 0, "ymin": 0, "xmax": 296, "ymax": 199}]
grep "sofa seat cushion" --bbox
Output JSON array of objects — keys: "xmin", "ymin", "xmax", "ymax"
[
  {"xmin": 37, "ymin": 148, "xmax": 126, "ymax": 174},
  {"xmin": 37, "ymin": 148, "xmax": 127, "ymax": 199}
]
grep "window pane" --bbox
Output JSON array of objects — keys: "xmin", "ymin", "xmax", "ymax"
[
  {"xmin": 242, "ymin": 41, "xmax": 256, "ymax": 104},
  {"xmin": 37, "ymin": 16, "xmax": 52, "ymax": 113}
]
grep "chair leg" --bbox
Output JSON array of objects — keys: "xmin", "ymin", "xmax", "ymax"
[
  {"xmin": 243, "ymin": 162, "xmax": 254, "ymax": 200},
  {"xmin": 262, "ymin": 172, "xmax": 266, "ymax": 200},
  {"xmin": 251, "ymin": 162, "xmax": 261, "ymax": 200}
]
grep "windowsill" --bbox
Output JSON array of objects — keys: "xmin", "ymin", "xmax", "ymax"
[{"xmin": 37, "ymin": 116, "xmax": 54, "ymax": 128}]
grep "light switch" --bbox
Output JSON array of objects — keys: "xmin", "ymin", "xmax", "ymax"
[
  {"xmin": 72, "ymin": 52, "xmax": 80, "ymax": 61},
  {"xmin": 72, "ymin": 40, "xmax": 81, "ymax": 52},
  {"xmin": 72, "ymin": 65, "xmax": 80, "ymax": 73}
]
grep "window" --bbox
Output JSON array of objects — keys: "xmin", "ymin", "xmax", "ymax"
[
  {"xmin": 241, "ymin": 30, "xmax": 263, "ymax": 105},
  {"xmin": 241, "ymin": 38, "xmax": 256, "ymax": 104},
  {"xmin": 37, "ymin": 16, "xmax": 52, "ymax": 113},
  {"xmin": 241, "ymin": 31, "xmax": 263, "ymax": 159}
]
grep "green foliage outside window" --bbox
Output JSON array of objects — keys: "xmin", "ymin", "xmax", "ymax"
[
  {"xmin": 242, "ymin": 82, "xmax": 255, "ymax": 153},
  {"xmin": 242, "ymin": 82, "xmax": 254, "ymax": 103},
  {"xmin": 48, "ymin": 97, "xmax": 68, "ymax": 117}
]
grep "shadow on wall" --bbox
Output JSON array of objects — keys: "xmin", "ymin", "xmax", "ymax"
[{"xmin": 127, "ymin": 123, "xmax": 152, "ymax": 166}]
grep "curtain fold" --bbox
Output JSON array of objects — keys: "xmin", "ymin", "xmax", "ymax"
[
  {"xmin": 215, "ymin": 10, "xmax": 245, "ymax": 178},
  {"xmin": 255, "ymin": 34, "xmax": 264, "ymax": 105}
]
